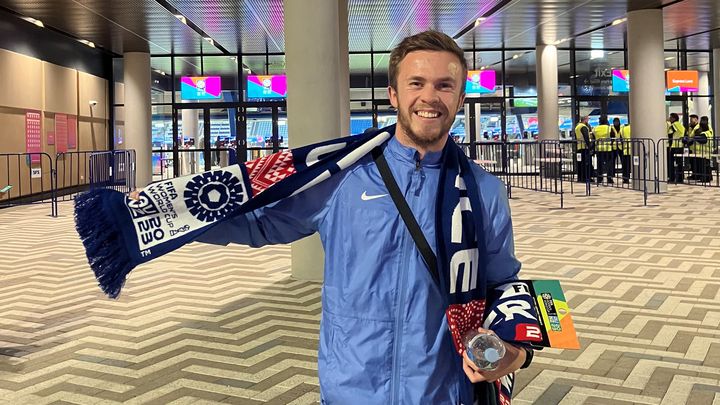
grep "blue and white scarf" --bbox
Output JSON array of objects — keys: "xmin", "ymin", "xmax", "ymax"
[{"xmin": 74, "ymin": 124, "xmax": 537, "ymax": 404}]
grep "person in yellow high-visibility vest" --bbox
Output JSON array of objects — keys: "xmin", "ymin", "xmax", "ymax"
[
  {"xmin": 689, "ymin": 116, "xmax": 714, "ymax": 182},
  {"xmin": 611, "ymin": 117, "xmax": 623, "ymax": 183},
  {"xmin": 574, "ymin": 116, "xmax": 593, "ymax": 182},
  {"xmin": 594, "ymin": 115, "xmax": 614, "ymax": 184},
  {"xmin": 618, "ymin": 121, "xmax": 632, "ymax": 184},
  {"xmin": 667, "ymin": 113, "xmax": 686, "ymax": 183},
  {"xmin": 684, "ymin": 114, "xmax": 700, "ymax": 181}
]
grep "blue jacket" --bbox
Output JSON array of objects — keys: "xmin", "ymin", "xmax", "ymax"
[{"xmin": 198, "ymin": 136, "xmax": 521, "ymax": 404}]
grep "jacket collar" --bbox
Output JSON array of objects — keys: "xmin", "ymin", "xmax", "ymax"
[{"xmin": 386, "ymin": 135, "xmax": 445, "ymax": 168}]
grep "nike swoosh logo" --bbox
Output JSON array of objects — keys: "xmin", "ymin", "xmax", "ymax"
[{"xmin": 361, "ymin": 191, "xmax": 388, "ymax": 201}]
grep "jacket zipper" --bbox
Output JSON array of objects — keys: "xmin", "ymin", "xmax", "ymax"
[{"xmin": 390, "ymin": 164, "xmax": 420, "ymax": 404}]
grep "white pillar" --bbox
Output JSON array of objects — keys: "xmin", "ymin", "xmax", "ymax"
[
  {"xmin": 181, "ymin": 109, "xmax": 199, "ymax": 174},
  {"xmin": 714, "ymin": 49, "xmax": 720, "ymax": 130},
  {"xmin": 536, "ymin": 45, "xmax": 559, "ymax": 140},
  {"xmin": 284, "ymin": 0, "xmax": 349, "ymax": 281},
  {"xmin": 628, "ymin": 9, "xmax": 666, "ymax": 192},
  {"xmin": 694, "ymin": 71, "xmax": 710, "ymax": 118},
  {"xmin": 123, "ymin": 53, "xmax": 152, "ymax": 187}
]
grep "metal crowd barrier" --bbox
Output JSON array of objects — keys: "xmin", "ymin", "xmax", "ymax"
[
  {"xmin": 656, "ymin": 137, "xmax": 719, "ymax": 188},
  {"xmin": 89, "ymin": 150, "xmax": 137, "ymax": 193},
  {"xmin": 467, "ymin": 138, "xmax": 655, "ymax": 207},
  {"xmin": 471, "ymin": 140, "xmax": 569, "ymax": 208},
  {"xmin": 0, "ymin": 152, "xmax": 56, "ymax": 215}
]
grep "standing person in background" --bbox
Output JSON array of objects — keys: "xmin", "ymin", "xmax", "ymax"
[
  {"xmin": 693, "ymin": 116, "xmax": 714, "ymax": 182},
  {"xmin": 611, "ymin": 117, "xmax": 622, "ymax": 183},
  {"xmin": 685, "ymin": 114, "xmax": 700, "ymax": 180},
  {"xmin": 594, "ymin": 115, "xmax": 614, "ymax": 184},
  {"xmin": 667, "ymin": 113, "xmax": 686, "ymax": 183},
  {"xmin": 618, "ymin": 120, "xmax": 632, "ymax": 184},
  {"xmin": 574, "ymin": 116, "xmax": 593, "ymax": 183}
]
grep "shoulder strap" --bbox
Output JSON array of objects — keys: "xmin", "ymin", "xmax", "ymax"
[{"xmin": 371, "ymin": 147, "xmax": 440, "ymax": 285}]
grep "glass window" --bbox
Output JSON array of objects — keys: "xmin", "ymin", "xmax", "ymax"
[
  {"xmin": 150, "ymin": 57, "xmax": 172, "ymax": 104},
  {"xmin": 350, "ymin": 54, "xmax": 373, "ymax": 100},
  {"xmin": 505, "ymin": 50, "xmax": 536, "ymax": 98},
  {"xmin": 574, "ymin": 50, "xmax": 625, "ymax": 96},
  {"xmin": 373, "ymin": 52, "xmax": 390, "ymax": 99},
  {"xmin": 465, "ymin": 51, "xmax": 503, "ymax": 97},
  {"xmin": 507, "ymin": 98, "xmax": 537, "ymax": 139},
  {"xmin": 175, "ymin": 56, "xmax": 240, "ymax": 103}
]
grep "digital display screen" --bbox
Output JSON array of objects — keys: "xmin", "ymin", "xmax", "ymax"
[
  {"xmin": 247, "ymin": 75, "xmax": 287, "ymax": 99},
  {"xmin": 465, "ymin": 70, "xmax": 496, "ymax": 94},
  {"xmin": 666, "ymin": 70, "xmax": 699, "ymax": 92},
  {"xmin": 180, "ymin": 76, "xmax": 222, "ymax": 100},
  {"xmin": 513, "ymin": 98, "xmax": 537, "ymax": 108},
  {"xmin": 612, "ymin": 69, "xmax": 630, "ymax": 92}
]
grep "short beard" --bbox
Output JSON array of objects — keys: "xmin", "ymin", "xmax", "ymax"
[{"xmin": 397, "ymin": 105, "xmax": 453, "ymax": 149}]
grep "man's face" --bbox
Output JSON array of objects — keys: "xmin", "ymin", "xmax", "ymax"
[
  {"xmin": 388, "ymin": 50, "xmax": 465, "ymax": 149},
  {"xmin": 690, "ymin": 117, "xmax": 698, "ymax": 126}
]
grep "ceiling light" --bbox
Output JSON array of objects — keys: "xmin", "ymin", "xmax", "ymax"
[
  {"xmin": 23, "ymin": 17, "xmax": 44, "ymax": 27},
  {"xmin": 229, "ymin": 56, "xmax": 238, "ymax": 62},
  {"xmin": 512, "ymin": 54, "xmax": 520, "ymax": 59},
  {"xmin": 79, "ymin": 39, "xmax": 95, "ymax": 48},
  {"xmin": 611, "ymin": 18, "xmax": 626, "ymax": 26},
  {"xmin": 204, "ymin": 37, "xmax": 214, "ymax": 46},
  {"xmin": 664, "ymin": 56, "xmax": 675, "ymax": 60},
  {"xmin": 590, "ymin": 50, "xmax": 604, "ymax": 59},
  {"xmin": 664, "ymin": 68, "xmax": 670, "ymax": 71},
  {"xmin": 174, "ymin": 14, "xmax": 187, "ymax": 24},
  {"xmin": 475, "ymin": 17, "xmax": 486, "ymax": 26},
  {"xmin": 554, "ymin": 38, "xmax": 570, "ymax": 45}
]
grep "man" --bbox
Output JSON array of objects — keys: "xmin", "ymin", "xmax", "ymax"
[
  {"xmin": 618, "ymin": 120, "xmax": 632, "ymax": 184},
  {"xmin": 667, "ymin": 113, "xmax": 686, "ymax": 183},
  {"xmin": 574, "ymin": 116, "xmax": 593, "ymax": 183},
  {"xmin": 684, "ymin": 114, "xmax": 700, "ymax": 180},
  {"xmin": 593, "ymin": 115, "xmax": 614, "ymax": 184},
  {"xmin": 196, "ymin": 31, "xmax": 529, "ymax": 404}
]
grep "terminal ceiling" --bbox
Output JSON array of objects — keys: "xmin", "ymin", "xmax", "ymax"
[{"xmin": 0, "ymin": 0, "xmax": 718, "ymax": 73}]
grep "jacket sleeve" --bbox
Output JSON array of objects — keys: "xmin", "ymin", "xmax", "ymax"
[
  {"xmin": 476, "ymin": 170, "xmax": 522, "ymax": 286},
  {"xmin": 195, "ymin": 172, "xmax": 342, "ymax": 247}
]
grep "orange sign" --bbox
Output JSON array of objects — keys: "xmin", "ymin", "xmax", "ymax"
[{"xmin": 666, "ymin": 70, "xmax": 699, "ymax": 92}]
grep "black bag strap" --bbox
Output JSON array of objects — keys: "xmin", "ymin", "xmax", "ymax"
[{"xmin": 371, "ymin": 147, "xmax": 440, "ymax": 285}]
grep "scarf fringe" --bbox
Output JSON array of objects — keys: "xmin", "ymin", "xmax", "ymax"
[{"xmin": 74, "ymin": 189, "xmax": 132, "ymax": 299}]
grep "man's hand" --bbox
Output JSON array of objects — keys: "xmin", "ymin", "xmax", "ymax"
[
  {"xmin": 461, "ymin": 327, "xmax": 526, "ymax": 383},
  {"xmin": 129, "ymin": 190, "xmax": 141, "ymax": 201}
]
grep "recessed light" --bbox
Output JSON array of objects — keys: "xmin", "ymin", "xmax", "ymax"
[
  {"xmin": 174, "ymin": 14, "xmax": 187, "ymax": 24},
  {"xmin": 79, "ymin": 39, "xmax": 95, "ymax": 48},
  {"xmin": 22, "ymin": 17, "xmax": 45, "ymax": 27},
  {"xmin": 475, "ymin": 17, "xmax": 486, "ymax": 26},
  {"xmin": 664, "ymin": 56, "xmax": 675, "ymax": 60},
  {"xmin": 611, "ymin": 18, "xmax": 626, "ymax": 26},
  {"xmin": 512, "ymin": 54, "xmax": 520, "ymax": 59},
  {"xmin": 204, "ymin": 37, "xmax": 214, "ymax": 46}
]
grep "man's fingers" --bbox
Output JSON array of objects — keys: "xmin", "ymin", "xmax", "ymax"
[
  {"xmin": 129, "ymin": 191, "xmax": 141, "ymax": 201},
  {"xmin": 462, "ymin": 359, "xmax": 486, "ymax": 383}
]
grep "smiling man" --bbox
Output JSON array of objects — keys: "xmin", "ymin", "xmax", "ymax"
[{"xmin": 196, "ymin": 30, "xmax": 529, "ymax": 404}]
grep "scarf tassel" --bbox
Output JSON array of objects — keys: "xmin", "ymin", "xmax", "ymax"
[{"xmin": 74, "ymin": 189, "xmax": 132, "ymax": 299}]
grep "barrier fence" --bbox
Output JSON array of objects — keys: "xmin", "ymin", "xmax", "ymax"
[
  {"xmin": 656, "ymin": 137, "xmax": 718, "ymax": 188},
  {"xmin": 0, "ymin": 152, "xmax": 55, "ymax": 214},
  {"xmin": 2, "ymin": 138, "xmax": 718, "ymax": 215},
  {"xmin": 0, "ymin": 149, "xmax": 136, "ymax": 216}
]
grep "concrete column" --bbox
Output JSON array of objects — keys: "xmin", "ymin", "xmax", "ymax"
[
  {"xmin": 694, "ymin": 71, "xmax": 710, "ymax": 118},
  {"xmin": 714, "ymin": 49, "xmax": 720, "ymax": 130},
  {"xmin": 284, "ymin": 0, "xmax": 349, "ymax": 281},
  {"xmin": 181, "ymin": 109, "xmax": 199, "ymax": 174},
  {"xmin": 536, "ymin": 44, "xmax": 559, "ymax": 140},
  {"xmin": 627, "ymin": 9, "xmax": 666, "ymax": 193},
  {"xmin": 123, "ymin": 53, "xmax": 152, "ymax": 187}
]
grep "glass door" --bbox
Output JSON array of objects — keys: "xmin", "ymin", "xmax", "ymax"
[
  {"xmin": 462, "ymin": 98, "xmax": 504, "ymax": 160},
  {"xmin": 245, "ymin": 105, "xmax": 285, "ymax": 161}
]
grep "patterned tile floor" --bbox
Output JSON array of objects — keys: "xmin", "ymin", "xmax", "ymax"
[{"xmin": 0, "ymin": 183, "xmax": 719, "ymax": 404}]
